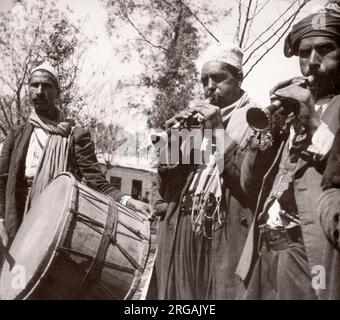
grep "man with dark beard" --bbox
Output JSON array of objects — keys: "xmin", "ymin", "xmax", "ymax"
[{"xmin": 236, "ymin": 9, "xmax": 340, "ymax": 299}]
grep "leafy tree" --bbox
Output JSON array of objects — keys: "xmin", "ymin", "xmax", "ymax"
[
  {"xmin": 103, "ymin": 0, "xmax": 228, "ymax": 129},
  {"xmin": 103, "ymin": 0, "xmax": 311, "ymax": 129}
]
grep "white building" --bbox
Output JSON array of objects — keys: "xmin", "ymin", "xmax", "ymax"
[{"xmin": 97, "ymin": 147, "xmax": 158, "ymax": 205}]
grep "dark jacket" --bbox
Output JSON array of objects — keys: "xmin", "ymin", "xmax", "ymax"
[
  {"xmin": 317, "ymin": 189, "xmax": 340, "ymax": 300},
  {"xmin": 0, "ymin": 121, "xmax": 124, "ymax": 239},
  {"xmin": 317, "ymin": 126, "xmax": 340, "ymax": 299},
  {"xmin": 236, "ymin": 95, "xmax": 340, "ymax": 287}
]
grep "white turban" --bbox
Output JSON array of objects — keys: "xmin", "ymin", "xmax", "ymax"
[
  {"xmin": 30, "ymin": 61, "xmax": 59, "ymax": 89},
  {"xmin": 204, "ymin": 43, "xmax": 243, "ymax": 72}
]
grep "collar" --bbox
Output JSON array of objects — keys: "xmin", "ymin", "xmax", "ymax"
[{"xmin": 220, "ymin": 91, "xmax": 250, "ymax": 128}]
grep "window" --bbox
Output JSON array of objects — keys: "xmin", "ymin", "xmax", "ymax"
[
  {"xmin": 110, "ymin": 176, "xmax": 121, "ymax": 191},
  {"xmin": 131, "ymin": 179, "xmax": 142, "ymax": 200}
]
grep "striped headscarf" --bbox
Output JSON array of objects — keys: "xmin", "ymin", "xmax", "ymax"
[{"xmin": 284, "ymin": 11, "xmax": 340, "ymax": 57}]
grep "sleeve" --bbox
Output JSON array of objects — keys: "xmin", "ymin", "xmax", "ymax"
[
  {"xmin": 240, "ymin": 147, "xmax": 272, "ymax": 197},
  {"xmin": 72, "ymin": 127, "xmax": 125, "ymax": 202},
  {"xmin": 153, "ymin": 174, "xmax": 169, "ymax": 218},
  {"xmin": 239, "ymin": 130, "xmax": 281, "ymax": 197},
  {"xmin": 222, "ymin": 141, "xmax": 243, "ymax": 179},
  {"xmin": 318, "ymin": 188, "xmax": 340, "ymax": 252},
  {"xmin": 154, "ymin": 164, "xmax": 193, "ymax": 219},
  {"xmin": 322, "ymin": 128, "xmax": 340, "ymax": 190},
  {"xmin": 220, "ymin": 103, "xmax": 276, "ymax": 192},
  {"xmin": 0, "ymin": 130, "xmax": 15, "ymax": 220},
  {"xmin": 120, "ymin": 195, "xmax": 132, "ymax": 206},
  {"xmin": 239, "ymin": 147, "xmax": 261, "ymax": 194}
]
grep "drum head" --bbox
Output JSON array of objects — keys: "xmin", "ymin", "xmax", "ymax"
[{"xmin": 0, "ymin": 173, "xmax": 74, "ymax": 300}]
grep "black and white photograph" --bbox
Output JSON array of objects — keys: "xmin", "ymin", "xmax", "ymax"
[{"xmin": 0, "ymin": 0, "xmax": 340, "ymax": 306}]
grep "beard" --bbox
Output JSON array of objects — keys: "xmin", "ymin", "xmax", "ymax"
[
  {"xmin": 311, "ymin": 76, "xmax": 338, "ymax": 99},
  {"xmin": 209, "ymin": 95, "xmax": 221, "ymax": 107},
  {"xmin": 308, "ymin": 66, "xmax": 340, "ymax": 99},
  {"xmin": 32, "ymin": 102, "xmax": 58, "ymax": 120}
]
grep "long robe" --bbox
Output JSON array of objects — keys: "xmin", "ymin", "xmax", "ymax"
[{"xmin": 154, "ymin": 93, "xmax": 267, "ymax": 299}]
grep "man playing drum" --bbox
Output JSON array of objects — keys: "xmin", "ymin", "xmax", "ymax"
[{"xmin": 0, "ymin": 62, "xmax": 154, "ymax": 250}]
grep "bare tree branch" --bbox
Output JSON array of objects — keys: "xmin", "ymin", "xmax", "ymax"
[
  {"xmin": 244, "ymin": 0, "xmax": 299, "ymax": 52},
  {"xmin": 161, "ymin": 0, "xmax": 179, "ymax": 12},
  {"xmin": 244, "ymin": 2, "xmax": 308, "ymax": 78},
  {"xmin": 252, "ymin": 0, "xmax": 271, "ymax": 19},
  {"xmin": 243, "ymin": 0, "xmax": 258, "ymax": 47},
  {"xmin": 0, "ymin": 98, "xmax": 12, "ymax": 128},
  {"xmin": 0, "ymin": 122, "xmax": 8, "ymax": 137},
  {"xmin": 178, "ymin": 0, "xmax": 219, "ymax": 43},
  {"xmin": 235, "ymin": 0, "xmax": 243, "ymax": 43},
  {"xmin": 239, "ymin": 0, "xmax": 253, "ymax": 48},
  {"xmin": 118, "ymin": 0, "xmax": 168, "ymax": 51},
  {"xmin": 243, "ymin": 0, "xmax": 310, "ymax": 65}
]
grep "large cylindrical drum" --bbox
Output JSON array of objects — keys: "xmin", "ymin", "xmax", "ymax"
[{"xmin": 0, "ymin": 173, "xmax": 151, "ymax": 299}]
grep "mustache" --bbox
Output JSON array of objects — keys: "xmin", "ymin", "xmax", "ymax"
[
  {"xmin": 308, "ymin": 74, "xmax": 332, "ymax": 87},
  {"xmin": 207, "ymin": 95, "xmax": 221, "ymax": 106},
  {"xmin": 206, "ymin": 92, "xmax": 219, "ymax": 101}
]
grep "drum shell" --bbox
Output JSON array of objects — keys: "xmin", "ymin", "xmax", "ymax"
[{"xmin": 0, "ymin": 173, "xmax": 151, "ymax": 300}]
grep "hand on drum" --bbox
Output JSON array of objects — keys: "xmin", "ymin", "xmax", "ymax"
[
  {"xmin": 126, "ymin": 198, "xmax": 157, "ymax": 221},
  {"xmin": 0, "ymin": 220, "xmax": 9, "ymax": 248}
]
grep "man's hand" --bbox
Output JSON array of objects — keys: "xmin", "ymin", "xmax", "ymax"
[
  {"xmin": 270, "ymin": 77, "xmax": 320, "ymax": 133},
  {"xmin": 190, "ymin": 100, "xmax": 224, "ymax": 130},
  {"xmin": 0, "ymin": 220, "xmax": 8, "ymax": 248},
  {"xmin": 126, "ymin": 198, "xmax": 157, "ymax": 221}
]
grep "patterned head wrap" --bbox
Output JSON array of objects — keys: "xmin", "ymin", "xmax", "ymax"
[{"xmin": 284, "ymin": 11, "xmax": 340, "ymax": 57}]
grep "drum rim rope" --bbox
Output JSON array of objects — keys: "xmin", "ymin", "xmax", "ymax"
[{"xmin": 79, "ymin": 193, "xmax": 118, "ymax": 291}]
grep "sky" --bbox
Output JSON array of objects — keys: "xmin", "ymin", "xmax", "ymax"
[
  {"xmin": 195, "ymin": 0, "xmax": 328, "ymax": 106},
  {"xmin": 241, "ymin": 0, "xmax": 327, "ymax": 105},
  {"xmin": 61, "ymin": 0, "xmax": 327, "ymax": 106},
  {"xmin": 0, "ymin": 0, "xmax": 328, "ymax": 107},
  {"xmin": 0, "ymin": 0, "xmax": 330, "ymax": 165}
]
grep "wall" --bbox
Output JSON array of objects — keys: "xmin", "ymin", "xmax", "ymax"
[{"xmin": 99, "ymin": 163, "xmax": 158, "ymax": 204}]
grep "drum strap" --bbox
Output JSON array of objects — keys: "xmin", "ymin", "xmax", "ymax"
[{"xmin": 80, "ymin": 197, "xmax": 118, "ymax": 291}]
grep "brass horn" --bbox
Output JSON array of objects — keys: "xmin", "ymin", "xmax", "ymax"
[{"xmin": 246, "ymin": 76, "xmax": 315, "ymax": 132}]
